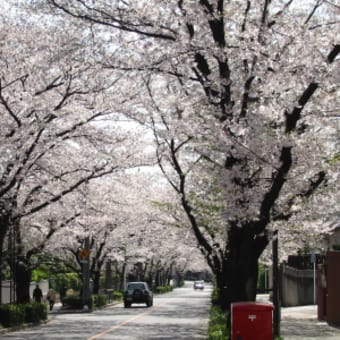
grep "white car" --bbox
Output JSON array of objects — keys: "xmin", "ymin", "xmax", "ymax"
[{"xmin": 193, "ymin": 281, "xmax": 205, "ymax": 290}]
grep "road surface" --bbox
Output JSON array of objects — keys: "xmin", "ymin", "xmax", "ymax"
[{"xmin": 1, "ymin": 282, "xmax": 211, "ymax": 339}]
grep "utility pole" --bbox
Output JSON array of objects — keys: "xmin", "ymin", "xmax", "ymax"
[{"xmin": 272, "ymin": 230, "xmax": 280, "ymax": 337}]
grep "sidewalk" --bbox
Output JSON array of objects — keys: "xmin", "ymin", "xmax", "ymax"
[
  {"xmin": 281, "ymin": 304, "xmax": 340, "ymax": 340},
  {"xmin": 256, "ymin": 294, "xmax": 340, "ymax": 339}
]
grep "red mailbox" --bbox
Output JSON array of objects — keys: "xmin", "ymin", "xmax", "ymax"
[{"xmin": 231, "ymin": 302, "xmax": 274, "ymax": 340}]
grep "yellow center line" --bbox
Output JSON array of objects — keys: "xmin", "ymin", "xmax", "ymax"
[{"xmin": 88, "ymin": 307, "xmax": 155, "ymax": 340}]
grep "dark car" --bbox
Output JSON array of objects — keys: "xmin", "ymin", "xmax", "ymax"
[
  {"xmin": 193, "ymin": 280, "xmax": 205, "ymax": 290},
  {"xmin": 124, "ymin": 282, "xmax": 153, "ymax": 308}
]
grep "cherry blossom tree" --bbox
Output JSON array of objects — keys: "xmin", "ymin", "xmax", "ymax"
[
  {"xmin": 93, "ymin": 170, "xmax": 207, "ymax": 287},
  {"xmin": 13, "ymin": 212, "xmax": 80, "ymax": 303},
  {"xmin": 42, "ymin": 169, "xmax": 205, "ymax": 292},
  {"xmin": 0, "ymin": 3, "xmax": 149, "ymax": 303},
  {"xmin": 0, "ymin": 1, "xmax": 179, "ymax": 305},
  {"xmin": 37, "ymin": 0, "xmax": 340, "ymax": 309}
]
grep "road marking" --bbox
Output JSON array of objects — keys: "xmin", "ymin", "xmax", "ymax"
[{"xmin": 88, "ymin": 307, "xmax": 155, "ymax": 339}]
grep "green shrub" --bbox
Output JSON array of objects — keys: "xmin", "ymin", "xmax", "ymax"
[
  {"xmin": 0, "ymin": 302, "xmax": 48, "ymax": 328},
  {"xmin": 208, "ymin": 305, "xmax": 229, "ymax": 340},
  {"xmin": 92, "ymin": 294, "xmax": 107, "ymax": 308},
  {"xmin": 177, "ymin": 279, "xmax": 185, "ymax": 287},
  {"xmin": 0, "ymin": 304, "xmax": 25, "ymax": 328},
  {"xmin": 32, "ymin": 268, "xmax": 49, "ymax": 282},
  {"xmin": 25, "ymin": 303, "xmax": 48, "ymax": 323},
  {"xmin": 154, "ymin": 285, "xmax": 173, "ymax": 294},
  {"xmin": 62, "ymin": 295, "xmax": 93, "ymax": 309},
  {"xmin": 66, "ymin": 273, "xmax": 82, "ymax": 291},
  {"xmin": 112, "ymin": 290, "xmax": 123, "ymax": 301},
  {"xmin": 209, "ymin": 324, "xmax": 228, "ymax": 340},
  {"xmin": 211, "ymin": 288, "xmax": 219, "ymax": 305}
]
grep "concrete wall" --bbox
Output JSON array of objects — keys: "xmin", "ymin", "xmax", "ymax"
[
  {"xmin": 280, "ymin": 264, "xmax": 315, "ymax": 307},
  {"xmin": 1, "ymin": 280, "xmax": 49, "ymax": 304}
]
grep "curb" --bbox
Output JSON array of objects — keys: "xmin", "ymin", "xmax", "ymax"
[{"xmin": 51, "ymin": 301, "xmax": 121, "ymax": 314}]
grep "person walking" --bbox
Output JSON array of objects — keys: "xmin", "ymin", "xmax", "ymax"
[
  {"xmin": 46, "ymin": 288, "xmax": 56, "ymax": 311},
  {"xmin": 33, "ymin": 284, "xmax": 43, "ymax": 303}
]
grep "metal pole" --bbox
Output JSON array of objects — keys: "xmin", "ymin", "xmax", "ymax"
[
  {"xmin": 9, "ymin": 226, "xmax": 13, "ymax": 304},
  {"xmin": 273, "ymin": 230, "xmax": 280, "ymax": 337},
  {"xmin": 310, "ymin": 252, "xmax": 317, "ymax": 305},
  {"xmin": 313, "ymin": 260, "xmax": 316, "ymax": 305},
  {"xmin": 82, "ymin": 237, "xmax": 90, "ymax": 310},
  {"xmin": 82, "ymin": 261, "xmax": 86, "ymax": 307}
]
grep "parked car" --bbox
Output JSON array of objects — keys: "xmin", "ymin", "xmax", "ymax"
[
  {"xmin": 193, "ymin": 280, "xmax": 205, "ymax": 290},
  {"xmin": 124, "ymin": 282, "xmax": 153, "ymax": 308}
]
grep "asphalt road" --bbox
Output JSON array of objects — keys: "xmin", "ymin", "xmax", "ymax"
[{"xmin": 1, "ymin": 282, "xmax": 211, "ymax": 339}]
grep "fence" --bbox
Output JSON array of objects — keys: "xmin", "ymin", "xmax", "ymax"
[{"xmin": 1, "ymin": 280, "xmax": 49, "ymax": 304}]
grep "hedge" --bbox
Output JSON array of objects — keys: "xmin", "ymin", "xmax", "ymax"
[
  {"xmin": 153, "ymin": 285, "xmax": 173, "ymax": 294},
  {"xmin": 92, "ymin": 294, "xmax": 107, "ymax": 308},
  {"xmin": 62, "ymin": 295, "xmax": 93, "ymax": 309},
  {"xmin": 0, "ymin": 302, "xmax": 47, "ymax": 328},
  {"xmin": 112, "ymin": 290, "xmax": 123, "ymax": 301},
  {"xmin": 62, "ymin": 294, "xmax": 110, "ymax": 309},
  {"xmin": 25, "ymin": 303, "xmax": 48, "ymax": 323}
]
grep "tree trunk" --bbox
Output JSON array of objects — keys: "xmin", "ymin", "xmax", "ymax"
[
  {"xmin": 155, "ymin": 269, "xmax": 161, "ymax": 286},
  {"xmin": 120, "ymin": 262, "xmax": 127, "ymax": 290},
  {"xmin": 216, "ymin": 224, "xmax": 268, "ymax": 310},
  {"xmin": 0, "ymin": 228, "xmax": 6, "ymax": 304},
  {"xmin": 147, "ymin": 260, "xmax": 155, "ymax": 288},
  {"xmin": 0, "ymin": 213, "xmax": 10, "ymax": 304},
  {"xmin": 14, "ymin": 258, "xmax": 32, "ymax": 304},
  {"xmin": 104, "ymin": 261, "xmax": 112, "ymax": 290},
  {"xmin": 92, "ymin": 270, "xmax": 100, "ymax": 295}
]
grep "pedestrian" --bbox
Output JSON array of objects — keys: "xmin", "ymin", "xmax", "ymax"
[
  {"xmin": 33, "ymin": 284, "xmax": 43, "ymax": 303},
  {"xmin": 46, "ymin": 288, "xmax": 56, "ymax": 310}
]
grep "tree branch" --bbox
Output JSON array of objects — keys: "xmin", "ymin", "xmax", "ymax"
[
  {"xmin": 34, "ymin": 75, "xmax": 65, "ymax": 95},
  {"xmin": 48, "ymin": 0, "xmax": 176, "ymax": 41},
  {"xmin": 19, "ymin": 164, "xmax": 119, "ymax": 218},
  {"xmin": 258, "ymin": 146, "xmax": 292, "ymax": 227},
  {"xmin": 0, "ymin": 79, "xmax": 21, "ymax": 127},
  {"xmin": 285, "ymin": 83, "xmax": 318, "ymax": 133},
  {"xmin": 327, "ymin": 44, "xmax": 340, "ymax": 63},
  {"xmin": 305, "ymin": 0, "xmax": 323, "ymax": 25}
]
